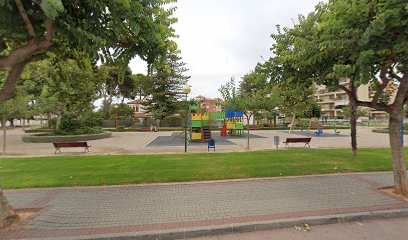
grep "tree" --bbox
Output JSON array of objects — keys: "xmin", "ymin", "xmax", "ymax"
[
  {"xmin": 97, "ymin": 65, "xmax": 134, "ymax": 118},
  {"xmin": 341, "ymin": 106, "xmax": 369, "ymax": 120},
  {"xmin": 272, "ymin": 84, "xmax": 315, "ymax": 133},
  {"xmin": 147, "ymin": 49, "xmax": 190, "ymax": 121},
  {"xmin": 312, "ymin": 0, "xmax": 408, "ymax": 195},
  {"xmin": 0, "ymin": 0, "xmax": 176, "ymax": 105},
  {"xmin": 266, "ymin": 0, "xmax": 408, "ymax": 195},
  {"xmin": 0, "ymin": 0, "xmax": 178, "ymax": 225},
  {"xmin": 110, "ymin": 103, "xmax": 134, "ymax": 120},
  {"xmin": 23, "ymin": 59, "xmax": 98, "ymax": 129},
  {"xmin": 220, "ymin": 77, "xmax": 267, "ymax": 149},
  {"xmin": 0, "ymin": 88, "xmax": 30, "ymax": 227},
  {"xmin": 303, "ymin": 102, "xmax": 322, "ymax": 119},
  {"xmin": 0, "ymin": 88, "xmax": 32, "ymax": 153},
  {"xmin": 239, "ymin": 70, "xmax": 270, "ymax": 95},
  {"xmin": 265, "ymin": 7, "xmax": 363, "ymax": 155},
  {"xmin": 130, "ymin": 74, "xmax": 154, "ymax": 100}
]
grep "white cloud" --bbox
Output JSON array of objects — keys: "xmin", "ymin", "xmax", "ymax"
[{"xmin": 129, "ymin": 0, "xmax": 321, "ymax": 98}]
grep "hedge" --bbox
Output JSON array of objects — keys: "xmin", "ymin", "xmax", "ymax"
[
  {"xmin": 22, "ymin": 132, "xmax": 112, "ymax": 143},
  {"xmin": 24, "ymin": 128, "xmax": 54, "ymax": 133}
]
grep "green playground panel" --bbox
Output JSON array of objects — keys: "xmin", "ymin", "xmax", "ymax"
[
  {"xmin": 210, "ymin": 112, "xmax": 226, "ymax": 120},
  {"xmin": 191, "ymin": 121, "xmax": 201, "ymax": 127},
  {"xmin": 236, "ymin": 123, "xmax": 244, "ymax": 130},
  {"xmin": 190, "ymin": 105, "xmax": 199, "ymax": 111},
  {"xmin": 202, "ymin": 120, "xmax": 209, "ymax": 126}
]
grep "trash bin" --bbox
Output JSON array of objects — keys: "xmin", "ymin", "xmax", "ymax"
[{"xmin": 274, "ymin": 136, "xmax": 280, "ymax": 149}]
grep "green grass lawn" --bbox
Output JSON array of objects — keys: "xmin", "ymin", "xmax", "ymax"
[{"xmin": 0, "ymin": 148, "xmax": 404, "ymax": 189}]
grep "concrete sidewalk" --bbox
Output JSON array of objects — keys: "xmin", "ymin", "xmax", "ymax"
[{"xmin": 1, "ymin": 172, "xmax": 408, "ymax": 239}]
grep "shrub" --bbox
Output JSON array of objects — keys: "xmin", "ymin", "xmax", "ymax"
[
  {"xmin": 82, "ymin": 111, "xmax": 103, "ymax": 128},
  {"xmin": 48, "ymin": 118, "xmax": 57, "ymax": 128},
  {"xmin": 57, "ymin": 112, "xmax": 105, "ymax": 135},
  {"xmin": 59, "ymin": 113, "xmax": 82, "ymax": 135}
]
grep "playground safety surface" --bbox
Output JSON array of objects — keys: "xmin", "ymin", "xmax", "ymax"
[{"xmin": 145, "ymin": 131, "xmax": 266, "ymax": 148}]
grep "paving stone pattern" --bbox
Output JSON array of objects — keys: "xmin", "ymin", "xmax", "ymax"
[{"xmin": 2, "ymin": 173, "xmax": 407, "ymax": 239}]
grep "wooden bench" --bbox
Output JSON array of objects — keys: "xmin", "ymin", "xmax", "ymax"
[
  {"xmin": 139, "ymin": 127, "xmax": 152, "ymax": 132},
  {"xmin": 283, "ymin": 138, "xmax": 311, "ymax": 148},
  {"xmin": 53, "ymin": 142, "xmax": 91, "ymax": 154},
  {"xmin": 249, "ymin": 125, "xmax": 258, "ymax": 130}
]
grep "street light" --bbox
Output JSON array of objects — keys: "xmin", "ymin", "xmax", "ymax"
[
  {"xmin": 274, "ymin": 107, "xmax": 280, "ymax": 128},
  {"xmin": 114, "ymin": 105, "xmax": 119, "ymax": 132},
  {"xmin": 182, "ymin": 85, "xmax": 191, "ymax": 153}
]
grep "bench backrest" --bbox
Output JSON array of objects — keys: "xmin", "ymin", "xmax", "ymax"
[
  {"xmin": 285, "ymin": 138, "xmax": 311, "ymax": 143},
  {"xmin": 208, "ymin": 139, "xmax": 215, "ymax": 147},
  {"xmin": 53, "ymin": 142, "xmax": 88, "ymax": 148}
]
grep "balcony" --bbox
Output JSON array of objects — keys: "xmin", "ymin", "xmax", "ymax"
[
  {"xmin": 318, "ymin": 98, "xmax": 335, "ymax": 103},
  {"xmin": 335, "ymin": 99, "xmax": 349, "ymax": 106}
]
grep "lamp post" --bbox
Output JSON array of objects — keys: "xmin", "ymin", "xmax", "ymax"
[
  {"xmin": 182, "ymin": 85, "xmax": 191, "ymax": 152},
  {"xmin": 114, "ymin": 105, "xmax": 119, "ymax": 132},
  {"xmin": 274, "ymin": 107, "xmax": 280, "ymax": 129}
]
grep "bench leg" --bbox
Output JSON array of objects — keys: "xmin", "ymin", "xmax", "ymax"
[
  {"xmin": 85, "ymin": 147, "xmax": 90, "ymax": 152},
  {"xmin": 54, "ymin": 148, "xmax": 61, "ymax": 154},
  {"xmin": 305, "ymin": 143, "xmax": 310, "ymax": 148}
]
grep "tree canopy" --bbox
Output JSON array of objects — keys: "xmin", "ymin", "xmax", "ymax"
[
  {"xmin": 0, "ymin": 0, "xmax": 177, "ymax": 104},
  {"xmin": 262, "ymin": 0, "xmax": 408, "ymax": 194}
]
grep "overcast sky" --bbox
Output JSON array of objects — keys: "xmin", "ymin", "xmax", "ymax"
[{"xmin": 129, "ymin": 0, "xmax": 322, "ymax": 99}]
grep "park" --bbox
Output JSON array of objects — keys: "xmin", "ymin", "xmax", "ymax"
[{"xmin": 1, "ymin": 0, "xmax": 408, "ymax": 239}]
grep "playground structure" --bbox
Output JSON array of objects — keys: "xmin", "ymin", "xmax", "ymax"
[
  {"xmin": 223, "ymin": 110, "xmax": 244, "ymax": 137},
  {"xmin": 189, "ymin": 106, "xmax": 244, "ymax": 142}
]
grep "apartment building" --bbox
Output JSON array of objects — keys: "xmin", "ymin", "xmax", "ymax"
[{"xmin": 315, "ymin": 79, "xmax": 389, "ymax": 119}]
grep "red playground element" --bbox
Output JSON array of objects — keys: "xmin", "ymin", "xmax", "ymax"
[{"xmin": 221, "ymin": 124, "xmax": 227, "ymax": 137}]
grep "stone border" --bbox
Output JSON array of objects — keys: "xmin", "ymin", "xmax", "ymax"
[
  {"xmin": 41, "ymin": 208, "xmax": 408, "ymax": 240},
  {"xmin": 22, "ymin": 132, "xmax": 112, "ymax": 143}
]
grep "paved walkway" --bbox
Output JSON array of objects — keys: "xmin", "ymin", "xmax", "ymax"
[
  {"xmin": 1, "ymin": 172, "xmax": 408, "ymax": 239},
  {"xmin": 0, "ymin": 127, "xmax": 402, "ymax": 157}
]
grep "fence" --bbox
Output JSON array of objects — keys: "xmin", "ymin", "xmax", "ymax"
[{"xmin": 102, "ymin": 117, "xmax": 183, "ymax": 128}]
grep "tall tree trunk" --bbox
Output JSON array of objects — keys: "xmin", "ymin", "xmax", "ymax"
[
  {"xmin": 0, "ymin": 188, "xmax": 18, "ymax": 229},
  {"xmin": 349, "ymin": 98, "xmax": 358, "ymax": 156},
  {"xmin": 8, "ymin": 119, "xmax": 14, "ymax": 128},
  {"xmin": 389, "ymin": 110, "xmax": 408, "ymax": 195},
  {"xmin": 56, "ymin": 114, "xmax": 61, "ymax": 131},
  {"xmin": 289, "ymin": 113, "xmax": 296, "ymax": 134},
  {"xmin": 2, "ymin": 116, "xmax": 6, "ymax": 154},
  {"xmin": 0, "ymin": 61, "xmax": 29, "ymax": 105}
]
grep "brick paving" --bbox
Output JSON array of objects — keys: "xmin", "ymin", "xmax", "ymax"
[{"xmin": 1, "ymin": 172, "xmax": 408, "ymax": 239}]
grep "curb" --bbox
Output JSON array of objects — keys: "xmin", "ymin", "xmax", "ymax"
[{"xmin": 35, "ymin": 208, "xmax": 408, "ymax": 240}]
